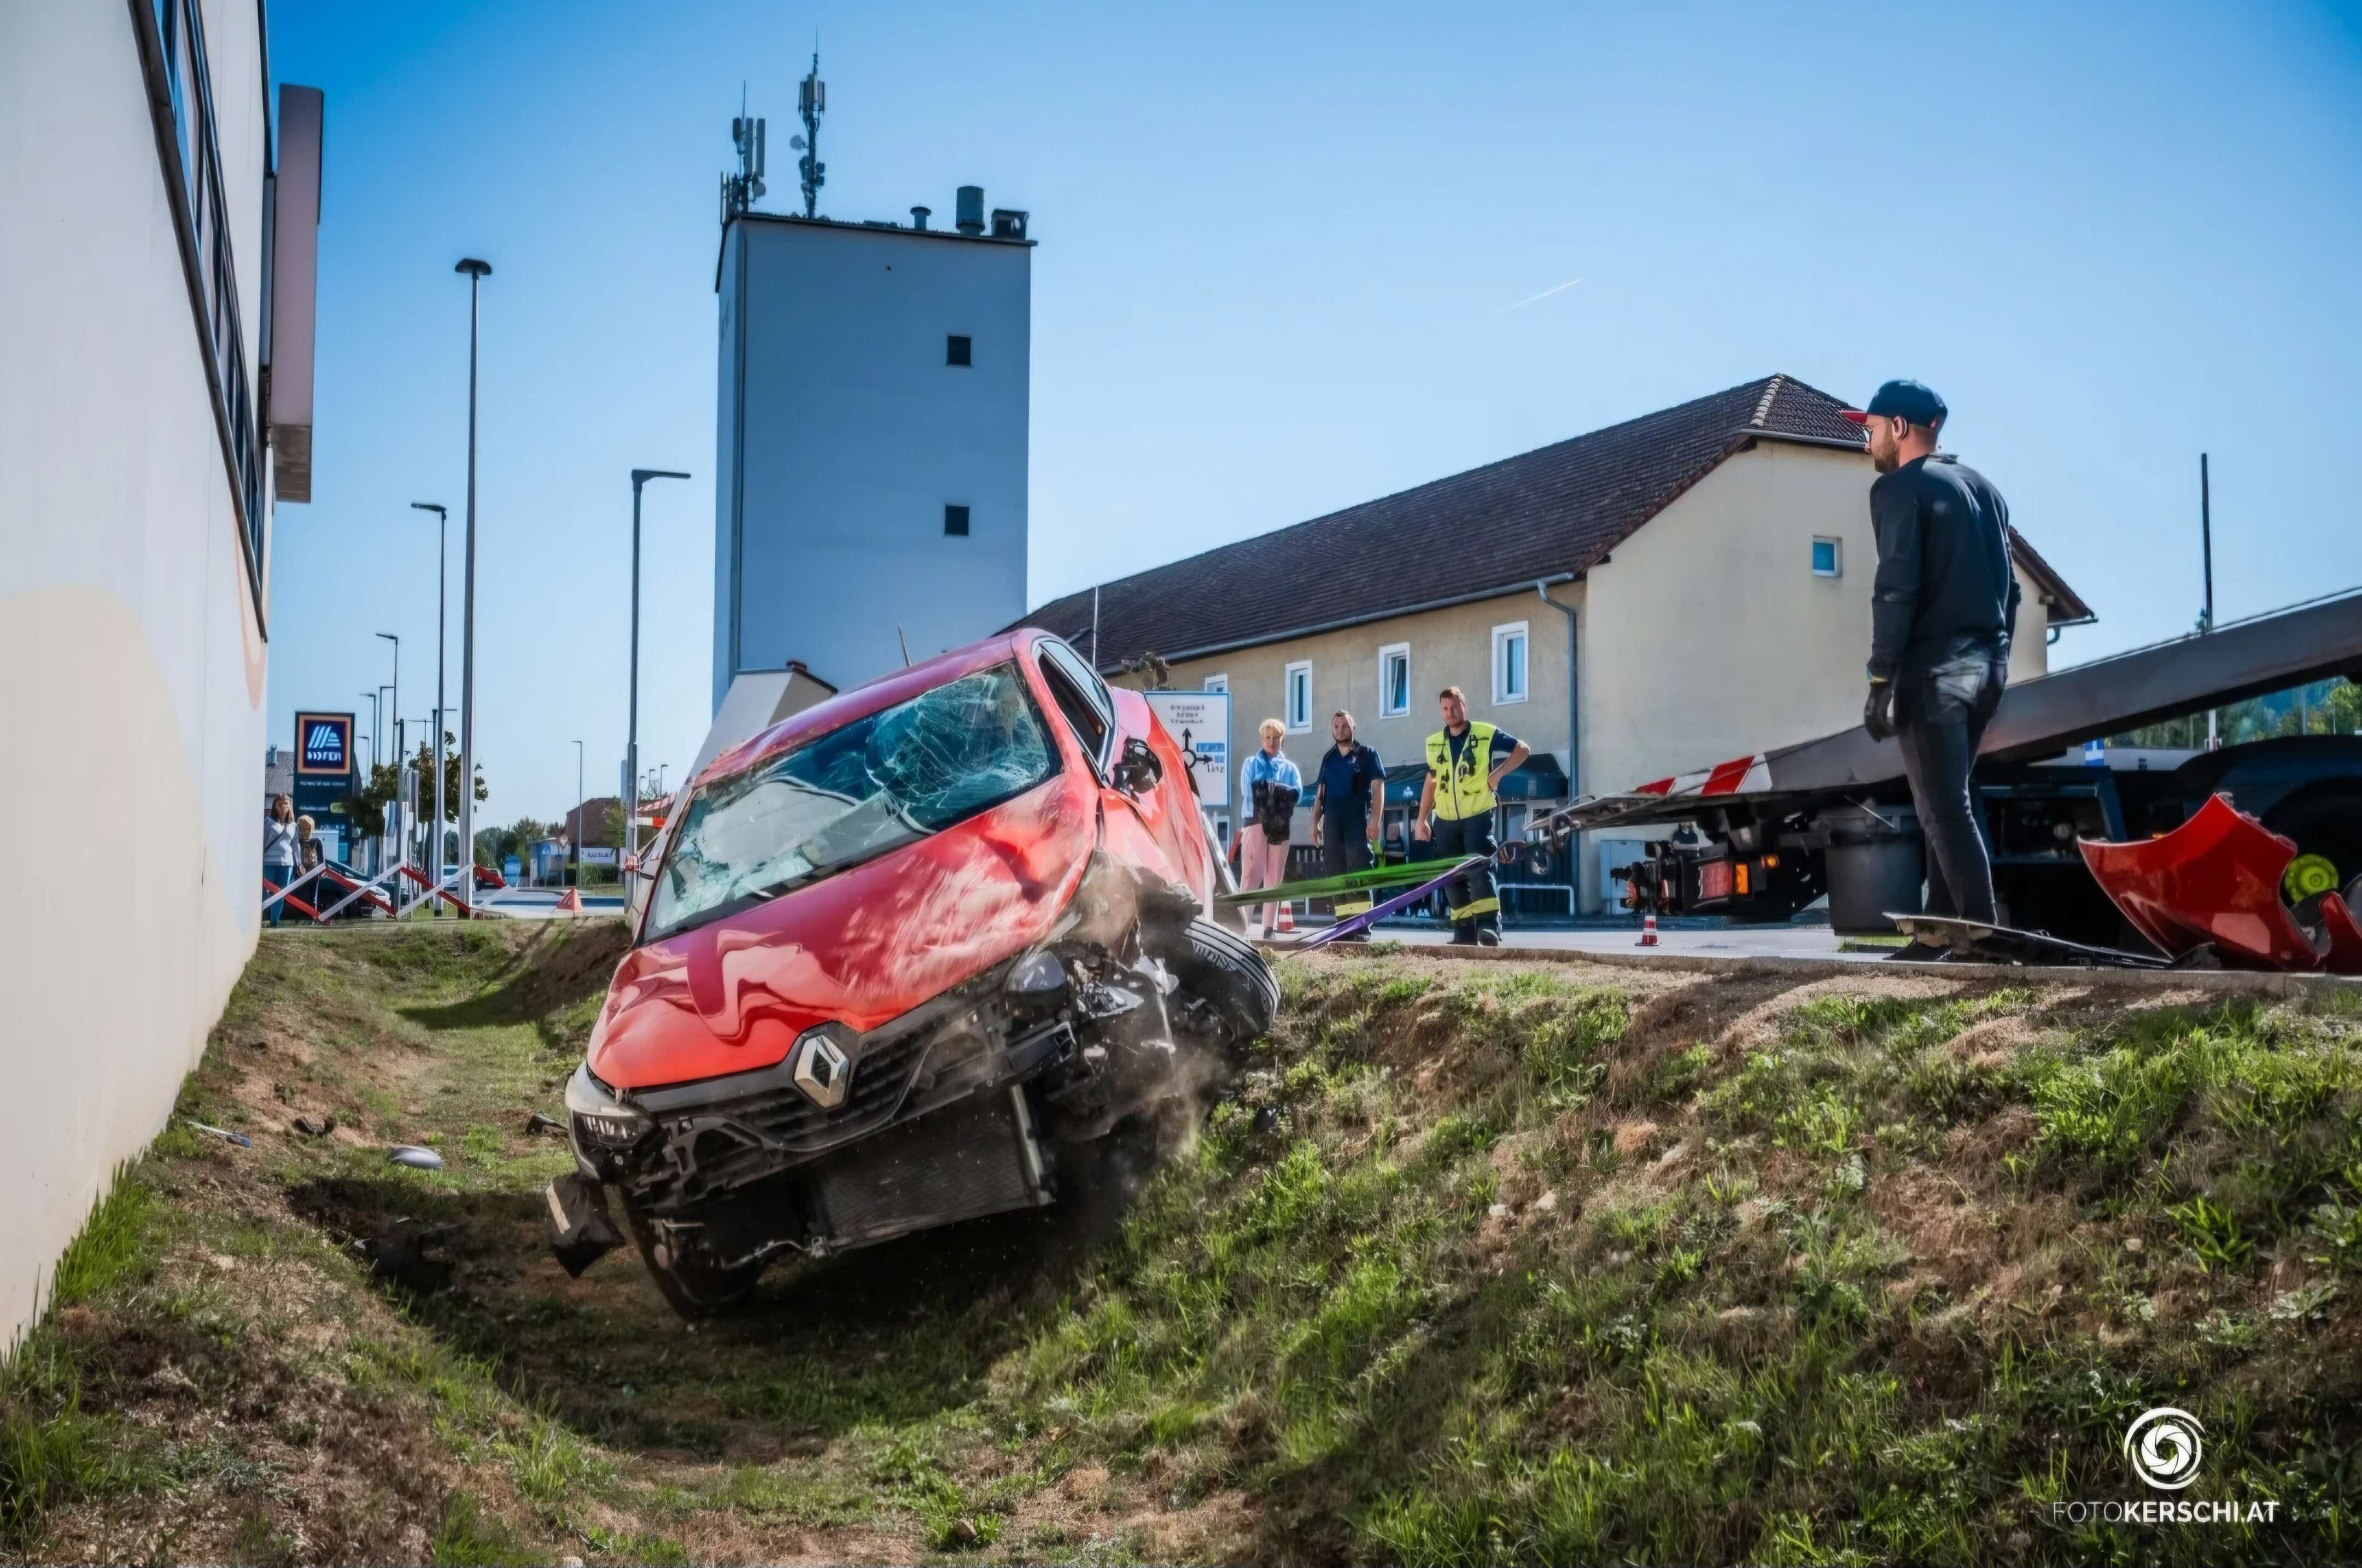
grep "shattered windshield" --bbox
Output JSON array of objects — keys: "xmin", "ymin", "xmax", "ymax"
[{"xmin": 642, "ymin": 664, "xmax": 1059, "ymax": 943}]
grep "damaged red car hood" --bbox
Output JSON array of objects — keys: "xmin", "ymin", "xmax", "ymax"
[
  {"xmin": 588, "ymin": 773, "xmax": 1096, "ymax": 1092},
  {"xmin": 2080, "ymin": 792, "xmax": 2362, "ymax": 975}
]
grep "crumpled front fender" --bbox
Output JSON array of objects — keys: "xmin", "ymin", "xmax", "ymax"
[{"xmin": 2079, "ymin": 792, "xmax": 2362, "ymax": 974}]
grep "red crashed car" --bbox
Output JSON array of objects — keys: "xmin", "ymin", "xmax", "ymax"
[{"xmin": 545, "ymin": 630, "xmax": 1276, "ymax": 1314}]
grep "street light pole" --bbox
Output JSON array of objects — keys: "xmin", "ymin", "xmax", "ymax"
[
  {"xmin": 360, "ymin": 689, "xmax": 380, "ymax": 874},
  {"xmin": 625, "ymin": 467, "xmax": 691, "ymax": 865},
  {"xmin": 455, "ymin": 259, "xmax": 492, "ymax": 906},
  {"xmin": 572, "ymin": 739, "xmax": 584, "ymax": 883},
  {"xmin": 376, "ymin": 633, "xmax": 399, "ymax": 865},
  {"xmin": 411, "ymin": 502, "xmax": 448, "ymax": 891}
]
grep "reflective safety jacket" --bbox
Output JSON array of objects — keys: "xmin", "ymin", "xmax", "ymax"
[{"xmin": 1425, "ymin": 722, "xmax": 1501, "ymax": 822}]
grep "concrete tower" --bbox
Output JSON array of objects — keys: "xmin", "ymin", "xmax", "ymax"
[{"xmin": 711, "ymin": 191, "xmax": 1034, "ymax": 712}]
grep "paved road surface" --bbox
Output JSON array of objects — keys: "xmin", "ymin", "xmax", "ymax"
[{"xmin": 1266, "ymin": 920, "xmax": 1881, "ymax": 962}]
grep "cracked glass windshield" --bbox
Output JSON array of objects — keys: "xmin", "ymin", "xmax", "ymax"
[{"xmin": 644, "ymin": 664, "xmax": 1059, "ymax": 943}]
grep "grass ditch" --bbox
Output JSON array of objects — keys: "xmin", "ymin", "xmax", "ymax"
[{"xmin": 2, "ymin": 926, "xmax": 2358, "ymax": 1563}]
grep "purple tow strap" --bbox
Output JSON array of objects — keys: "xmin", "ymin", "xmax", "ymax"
[{"xmin": 1285, "ymin": 856, "xmax": 1489, "ymax": 951}]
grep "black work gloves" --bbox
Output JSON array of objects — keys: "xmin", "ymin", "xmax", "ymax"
[{"xmin": 1863, "ymin": 679, "xmax": 1897, "ymax": 742}]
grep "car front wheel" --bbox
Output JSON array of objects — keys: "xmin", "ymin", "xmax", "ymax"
[
  {"xmin": 1171, "ymin": 916, "xmax": 1278, "ymax": 1044},
  {"xmin": 621, "ymin": 1203, "xmax": 764, "ymax": 1319}
]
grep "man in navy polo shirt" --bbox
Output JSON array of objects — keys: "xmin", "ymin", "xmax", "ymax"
[{"xmin": 1311, "ymin": 710, "xmax": 1386, "ymax": 939}]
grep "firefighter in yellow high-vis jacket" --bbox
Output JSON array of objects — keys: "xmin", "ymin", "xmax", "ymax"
[{"xmin": 1413, "ymin": 686, "xmax": 1528, "ymax": 946}]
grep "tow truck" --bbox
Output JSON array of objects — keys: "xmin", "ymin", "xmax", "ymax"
[{"xmin": 1539, "ymin": 588, "xmax": 2362, "ymax": 956}]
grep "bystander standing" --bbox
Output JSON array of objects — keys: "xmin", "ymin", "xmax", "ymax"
[
  {"xmin": 1233, "ymin": 719, "xmax": 1301, "ymax": 934},
  {"xmin": 1310, "ymin": 710, "xmax": 1385, "ymax": 940},
  {"xmin": 263, "ymin": 795, "xmax": 299, "ymax": 929}
]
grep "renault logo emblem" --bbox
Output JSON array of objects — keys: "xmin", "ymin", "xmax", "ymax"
[{"xmin": 792, "ymin": 1030, "xmax": 851, "ymax": 1109}]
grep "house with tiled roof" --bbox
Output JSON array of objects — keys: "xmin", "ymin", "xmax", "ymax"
[{"xmin": 1018, "ymin": 374, "xmax": 2092, "ymax": 911}]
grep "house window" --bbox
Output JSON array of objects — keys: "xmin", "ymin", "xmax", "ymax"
[
  {"xmin": 1203, "ymin": 674, "xmax": 1227, "ymax": 694},
  {"xmin": 1378, "ymin": 643, "xmax": 1411, "ymax": 718},
  {"xmin": 946, "ymin": 335, "xmax": 972, "ymax": 366},
  {"xmin": 944, "ymin": 505, "xmax": 970, "ymax": 536},
  {"xmin": 1493, "ymin": 622, "xmax": 1529, "ymax": 705},
  {"xmin": 1811, "ymin": 536, "xmax": 1842, "ymax": 577},
  {"xmin": 1283, "ymin": 661, "xmax": 1313, "ymax": 731}
]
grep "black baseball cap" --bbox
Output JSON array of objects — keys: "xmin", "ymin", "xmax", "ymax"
[{"xmin": 1840, "ymin": 379, "xmax": 1947, "ymax": 428}]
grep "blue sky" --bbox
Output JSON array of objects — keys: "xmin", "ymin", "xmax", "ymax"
[{"xmin": 266, "ymin": 0, "xmax": 2362, "ymax": 828}]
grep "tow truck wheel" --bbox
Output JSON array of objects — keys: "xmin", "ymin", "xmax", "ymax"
[
  {"xmin": 621, "ymin": 1203, "xmax": 763, "ymax": 1319},
  {"xmin": 2264, "ymin": 783, "xmax": 2362, "ymax": 909}
]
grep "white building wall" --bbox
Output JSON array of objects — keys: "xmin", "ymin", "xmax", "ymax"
[
  {"xmin": 0, "ymin": 0, "xmax": 275, "ymax": 1344},
  {"xmin": 716, "ymin": 216, "xmax": 1031, "ymax": 709}
]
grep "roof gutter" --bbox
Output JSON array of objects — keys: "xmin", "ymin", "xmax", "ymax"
[
  {"xmin": 1536, "ymin": 579, "xmax": 1580, "ymax": 907},
  {"xmin": 1094, "ymin": 572, "xmax": 1583, "ymax": 671}
]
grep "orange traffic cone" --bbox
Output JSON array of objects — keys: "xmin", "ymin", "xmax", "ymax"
[
  {"xmin": 1274, "ymin": 902, "xmax": 1295, "ymax": 935},
  {"xmin": 1638, "ymin": 912, "xmax": 1659, "ymax": 947},
  {"xmin": 553, "ymin": 887, "xmax": 584, "ymax": 914}
]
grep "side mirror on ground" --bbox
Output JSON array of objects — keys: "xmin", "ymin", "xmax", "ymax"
[{"xmin": 1115, "ymin": 736, "xmax": 1163, "ymax": 795}]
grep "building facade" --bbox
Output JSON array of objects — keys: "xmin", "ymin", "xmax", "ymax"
[
  {"xmin": 1, "ymin": 1, "xmax": 317, "ymax": 1343},
  {"xmin": 712, "ymin": 200, "xmax": 1033, "ymax": 710},
  {"xmin": 1028, "ymin": 377, "xmax": 2090, "ymax": 913}
]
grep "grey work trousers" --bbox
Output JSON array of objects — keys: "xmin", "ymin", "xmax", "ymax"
[{"xmin": 1895, "ymin": 647, "xmax": 2008, "ymax": 927}]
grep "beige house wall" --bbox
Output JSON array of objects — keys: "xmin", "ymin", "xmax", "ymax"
[
  {"xmin": 1582, "ymin": 442, "xmax": 2054, "ymax": 815},
  {"xmin": 1119, "ymin": 590, "xmax": 1580, "ymax": 819}
]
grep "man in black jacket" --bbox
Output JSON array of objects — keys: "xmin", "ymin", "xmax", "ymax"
[{"xmin": 1844, "ymin": 379, "xmax": 2019, "ymax": 958}]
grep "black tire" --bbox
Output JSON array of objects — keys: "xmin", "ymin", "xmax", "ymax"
[
  {"xmin": 621, "ymin": 1202, "xmax": 763, "ymax": 1319},
  {"xmin": 2264, "ymin": 783, "xmax": 2362, "ymax": 897},
  {"xmin": 1173, "ymin": 916, "xmax": 1278, "ymax": 1044}
]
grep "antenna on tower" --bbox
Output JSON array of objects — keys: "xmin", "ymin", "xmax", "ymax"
[
  {"xmin": 723, "ymin": 81, "xmax": 765, "ymax": 223},
  {"xmin": 794, "ymin": 48, "xmax": 826, "ymax": 218}
]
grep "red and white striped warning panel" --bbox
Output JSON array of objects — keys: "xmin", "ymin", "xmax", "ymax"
[{"xmin": 1630, "ymin": 753, "xmax": 1772, "ymax": 800}]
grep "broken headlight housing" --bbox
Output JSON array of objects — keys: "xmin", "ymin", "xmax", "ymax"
[{"xmin": 565, "ymin": 1062, "xmax": 651, "ymax": 1175}]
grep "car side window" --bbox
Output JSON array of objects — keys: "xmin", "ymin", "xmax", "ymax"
[{"xmin": 1037, "ymin": 642, "xmax": 1113, "ymax": 772}]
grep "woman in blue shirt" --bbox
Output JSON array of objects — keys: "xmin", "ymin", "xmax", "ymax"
[{"xmin": 1235, "ymin": 718, "xmax": 1301, "ymax": 933}]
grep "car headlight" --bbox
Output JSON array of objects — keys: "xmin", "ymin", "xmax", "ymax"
[
  {"xmin": 1005, "ymin": 950, "xmax": 1069, "ymax": 999},
  {"xmin": 565, "ymin": 1062, "xmax": 651, "ymax": 1149}
]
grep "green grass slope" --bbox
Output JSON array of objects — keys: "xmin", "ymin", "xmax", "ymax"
[{"xmin": 1, "ymin": 926, "xmax": 2358, "ymax": 1564}]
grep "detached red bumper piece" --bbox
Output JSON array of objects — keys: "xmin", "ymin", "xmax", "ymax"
[{"xmin": 2080, "ymin": 793, "xmax": 2362, "ymax": 975}]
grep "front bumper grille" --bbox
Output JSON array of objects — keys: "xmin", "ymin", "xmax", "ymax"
[{"xmin": 612, "ymin": 960, "xmax": 1037, "ymax": 1208}]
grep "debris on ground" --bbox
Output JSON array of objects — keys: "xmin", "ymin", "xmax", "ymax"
[
  {"xmin": 183, "ymin": 1118, "xmax": 250, "ymax": 1148},
  {"xmin": 387, "ymin": 1144, "xmax": 444, "ymax": 1169},
  {"xmin": 352, "ymin": 1218, "xmax": 460, "ymax": 1295},
  {"xmin": 292, "ymin": 1114, "xmax": 338, "ymax": 1138},
  {"xmin": 523, "ymin": 1110, "xmax": 565, "ymax": 1137}
]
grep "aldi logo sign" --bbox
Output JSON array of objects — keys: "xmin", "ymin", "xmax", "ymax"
[{"xmin": 294, "ymin": 712, "xmax": 354, "ymax": 776}]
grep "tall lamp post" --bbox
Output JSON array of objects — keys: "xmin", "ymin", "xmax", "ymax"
[
  {"xmin": 376, "ymin": 633, "xmax": 400, "ymax": 865},
  {"xmin": 411, "ymin": 502, "xmax": 448, "ymax": 891},
  {"xmin": 359, "ymin": 689, "xmax": 381, "ymax": 874},
  {"xmin": 571, "ymin": 739, "xmax": 585, "ymax": 884},
  {"xmin": 455, "ymin": 258, "xmax": 492, "ymax": 905},
  {"xmin": 378, "ymin": 683, "xmax": 395, "ymax": 867},
  {"xmin": 625, "ymin": 467, "xmax": 691, "ymax": 865}
]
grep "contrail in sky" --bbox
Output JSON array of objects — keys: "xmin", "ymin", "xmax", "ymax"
[{"xmin": 1504, "ymin": 277, "xmax": 1583, "ymax": 312}]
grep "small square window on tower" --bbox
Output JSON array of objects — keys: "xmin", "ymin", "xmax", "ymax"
[
  {"xmin": 944, "ymin": 504, "xmax": 971, "ymax": 536},
  {"xmin": 946, "ymin": 335, "xmax": 972, "ymax": 367},
  {"xmin": 1811, "ymin": 536, "xmax": 1842, "ymax": 576}
]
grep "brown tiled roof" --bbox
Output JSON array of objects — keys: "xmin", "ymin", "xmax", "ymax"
[{"xmin": 1017, "ymin": 373, "xmax": 2091, "ymax": 665}]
